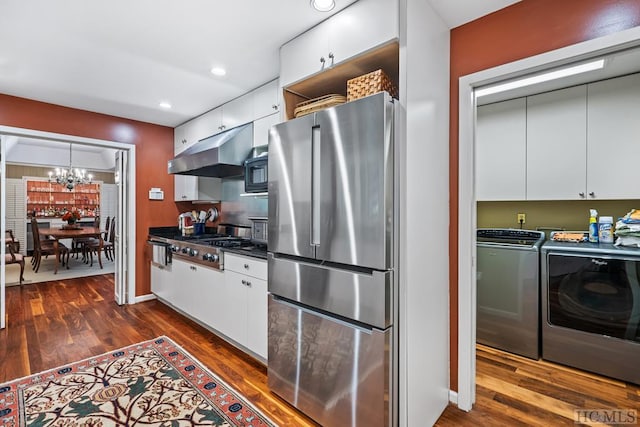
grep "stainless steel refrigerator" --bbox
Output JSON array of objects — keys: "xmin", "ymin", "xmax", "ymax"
[{"xmin": 267, "ymin": 91, "xmax": 397, "ymax": 427}]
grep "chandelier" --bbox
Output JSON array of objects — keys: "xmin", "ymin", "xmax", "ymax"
[{"xmin": 48, "ymin": 144, "xmax": 93, "ymax": 191}]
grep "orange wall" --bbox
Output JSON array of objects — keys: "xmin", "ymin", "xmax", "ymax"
[
  {"xmin": 449, "ymin": 0, "xmax": 640, "ymax": 391},
  {"xmin": 0, "ymin": 94, "xmax": 179, "ymax": 296}
]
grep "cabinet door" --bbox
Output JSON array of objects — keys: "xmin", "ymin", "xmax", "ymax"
[
  {"xmin": 150, "ymin": 263, "xmax": 173, "ymax": 302},
  {"xmin": 476, "ymin": 99, "xmax": 526, "ymax": 201},
  {"xmin": 587, "ymin": 73, "xmax": 640, "ymax": 199},
  {"xmin": 280, "ymin": 23, "xmax": 329, "ymax": 87},
  {"xmin": 526, "ymin": 85, "xmax": 587, "ymax": 200},
  {"xmin": 174, "ymin": 175, "xmax": 197, "ymax": 201},
  {"xmin": 245, "ymin": 276, "xmax": 268, "ymax": 359},
  {"xmin": 222, "ymin": 270, "xmax": 249, "ymax": 346},
  {"xmin": 174, "ymin": 124, "xmax": 189, "ymax": 154},
  {"xmin": 253, "ymin": 80, "xmax": 280, "ymax": 120},
  {"xmin": 189, "ymin": 265, "xmax": 226, "ymax": 332},
  {"xmin": 253, "ymin": 114, "xmax": 280, "ymax": 148},
  {"xmin": 222, "ymin": 93, "xmax": 253, "ymax": 131},
  {"xmin": 197, "ymin": 107, "xmax": 223, "ymax": 139},
  {"xmin": 168, "ymin": 259, "xmax": 190, "ymax": 311},
  {"xmin": 174, "ymin": 120, "xmax": 203, "ymax": 155},
  {"xmin": 327, "ymin": 0, "xmax": 398, "ymax": 67}
]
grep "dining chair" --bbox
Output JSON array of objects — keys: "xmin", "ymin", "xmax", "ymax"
[
  {"xmin": 4, "ymin": 229, "xmax": 20, "ymax": 254},
  {"xmin": 5, "ymin": 238, "xmax": 25, "ymax": 284},
  {"xmin": 83, "ymin": 217, "xmax": 115, "ymax": 266},
  {"xmin": 31, "ymin": 218, "xmax": 69, "ymax": 273},
  {"xmin": 73, "ymin": 216, "xmax": 100, "ymax": 260}
]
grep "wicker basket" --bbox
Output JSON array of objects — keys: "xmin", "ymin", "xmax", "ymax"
[
  {"xmin": 294, "ymin": 94, "xmax": 347, "ymax": 118},
  {"xmin": 347, "ymin": 69, "xmax": 397, "ymax": 102}
]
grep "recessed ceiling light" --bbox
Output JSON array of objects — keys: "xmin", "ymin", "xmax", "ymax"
[
  {"xmin": 211, "ymin": 67, "xmax": 227, "ymax": 76},
  {"xmin": 311, "ymin": 0, "xmax": 335, "ymax": 12},
  {"xmin": 475, "ymin": 59, "xmax": 605, "ymax": 98},
  {"xmin": 159, "ymin": 101, "xmax": 172, "ymax": 109}
]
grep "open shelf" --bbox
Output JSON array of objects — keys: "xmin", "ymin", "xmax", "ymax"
[
  {"xmin": 26, "ymin": 179, "xmax": 101, "ymax": 217},
  {"xmin": 283, "ymin": 41, "xmax": 399, "ymax": 120}
]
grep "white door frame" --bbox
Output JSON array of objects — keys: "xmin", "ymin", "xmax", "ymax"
[
  {"xmin": 0, "ymin": 126, "xmax": 137, "ymax": 318},
  {"xmin": 456, "ymin": 26, "xmax": 640, "ymax": 411},
  {"xmin": 1, "ymin": 138, "xmax": 6, "ymax": 328}
]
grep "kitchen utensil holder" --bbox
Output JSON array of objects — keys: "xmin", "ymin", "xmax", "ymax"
[{"xmin": 194, "ymin": 223, "xmax": 205, "ymax": 235}]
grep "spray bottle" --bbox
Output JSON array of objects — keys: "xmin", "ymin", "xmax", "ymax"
[{"xmin": 589, "ymin": 209, "xmax": 599, "ymax": 243}]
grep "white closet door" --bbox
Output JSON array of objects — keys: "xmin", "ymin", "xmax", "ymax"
[
  {"xmin": 527, "ymin": 85, "xmax": 587, "ymax": 200},
  {"xmin": 587, "ymin": 73, "xmax": 640, "ymax": 199},
  {"xmin": 476, "ymin": 98, "xmax": 526, "ymax": 201}
]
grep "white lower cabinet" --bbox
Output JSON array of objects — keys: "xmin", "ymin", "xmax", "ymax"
[
  {"xmin": 163, "ymin": 259, "xmax": 226, "ymax": 328},
  {"xmin": 151, "ymin": 255, "xmax": 267, "ymax": 360},
  {"xmin": 150, "ymin": 263, "xmax": 173, "ymax": 303},
  {"xmin": 224, "ymin": 254, "xmax": 268, "ymax": 359}
]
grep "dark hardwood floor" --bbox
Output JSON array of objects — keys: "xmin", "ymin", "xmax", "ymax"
[{"xmin": 2, "ymin": 275, "xmax": 639, "ymax": 426}]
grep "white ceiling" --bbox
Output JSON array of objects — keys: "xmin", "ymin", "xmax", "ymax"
[{"xmin": 0, "ymin": 0, "xmax": 520, "ymax": 129}]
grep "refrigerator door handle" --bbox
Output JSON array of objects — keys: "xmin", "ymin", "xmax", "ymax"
[
  {"xmin": 311, "ymin": 125, "xmax": 321, "ymax": 247},
  {"xmin": 271, "ymin": 294, "xmax": 374, "ymax": 334}
]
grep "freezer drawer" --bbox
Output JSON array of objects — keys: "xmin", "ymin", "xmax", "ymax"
[
  {"xmin": 268, "ymin": 253, "xmax": 393, "ymax": 329},
  {"xmin": 268, "ymin": 295, "xmax": 393, "ymax": 427}
]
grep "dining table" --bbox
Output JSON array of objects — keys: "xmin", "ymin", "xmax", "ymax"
[{"xmin": 38, "ymin": 226, "xmax": 104, "ymax": 274}]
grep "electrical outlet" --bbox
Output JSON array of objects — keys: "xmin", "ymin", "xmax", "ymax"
[{"xmin": 517, "ymin": 213, "xmax": 526, "ymax": 224}]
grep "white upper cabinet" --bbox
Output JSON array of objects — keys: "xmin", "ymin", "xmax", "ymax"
[
  {"xmin": 476, "ymin": 98, "xmax": 526, "ymax": 201},
  {"xmin": 526, "ymin": 85, "xmax": 587, "ymax": 200},
  {"xmin": 326, "ymin": 0, "xmax": 398, "ymax": 68},
  {"xmin": 280, "ymin": 23, "xmax": 330, "ymax": 88},
  {"xmin": 174, "ymin": 107, "xmax": 222, "ymax": 155},
  {"xmin": 280, "ymin": 0, "xmax": 399, "ymax": 87},
  {"xmin": 174, "ymin": 175, "xmax": 222, "ymax": 202},
  {"xmin": 222, "ymin": 92, "xmax": 254, "ymax": 131},
  {"xmin": 587, "ymin": 73, "xmax": 640, "ymax": 200},
  {"xmin": 252, "ymin": 79, "xmax": 280, "ymax": 120},
  {"xmin": 253, "ymin": 113, "xmax": 279, "ymax": 147}
]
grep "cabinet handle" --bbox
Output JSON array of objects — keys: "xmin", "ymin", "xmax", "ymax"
[
  {"xmin": 243, "ymin": 263, "xmax": 249, "ymax": 269},
  {"xmin": 328, "ymin": 52, "xmax": 334, "ymax": 66},
  {"xmin": 219, "ymin": 125, "xmax": 226, "ymax": 131},
  {"xmin": 589, "ymin": 192, "xmax": 595, "ymax": 197},
  {"xmin": 272, "ymin": 104, "xmax": 278, "ymax": 110},
  {"xmin": 190, "ymin": 266, "xmax": 196, "ymax": 271},
  {"xmin": 246, "ymin": 281, "xmax": 252, "ymax": 287},
  {"xmin": 579, "ymin": 192, "xmax": 585, "ymax": 198},
  {"xmin": 320, "ymin": 56, "xmax": 325, "ymax": 70},
  {"xmin": 241, "ymin": 279, "xmax": 246, "ymax": 285},
  {"xmin": 182, "ymin": 139, "xmax": 187, "ymax": 144}
]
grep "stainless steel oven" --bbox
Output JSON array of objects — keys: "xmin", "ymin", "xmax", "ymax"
[{"xmin": 542, "ymin": 241, "xmax": 640, "ymax": 384}]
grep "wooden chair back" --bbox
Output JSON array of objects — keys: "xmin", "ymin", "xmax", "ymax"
[{"xmin": 31, "ymin": 218, "xmax": 43, "ymax": 248}]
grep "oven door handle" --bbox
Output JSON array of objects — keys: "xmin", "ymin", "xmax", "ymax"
[{"xmin": 147, "ymin": 240, "xmax": 171, "ymax": 266}]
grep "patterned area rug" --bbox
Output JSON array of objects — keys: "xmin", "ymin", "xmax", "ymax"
[{"xmin": 0, "ymin": 336, "xmax": 276, "ymax": 426}]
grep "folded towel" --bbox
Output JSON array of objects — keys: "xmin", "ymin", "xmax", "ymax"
[
  {"xmin": 619, "ymin": 209, "xmax": 640, "ymax": 224},
  {"xmin": 614, "ymin": 235, "xmax": 640, "ymax": 248}
]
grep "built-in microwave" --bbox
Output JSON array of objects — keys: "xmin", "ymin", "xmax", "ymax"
[{"xmin": 244, "ymin": 154, "xmax": 268, "ymax": 193}]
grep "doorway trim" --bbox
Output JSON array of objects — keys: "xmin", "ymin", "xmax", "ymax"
[
  {"xmin": 456, "ymin": 26, "xmax": 640, "ymax": 411},
  {"xmin": 0, "ymin": 126, "xmax": 137, "ymax": 311}
]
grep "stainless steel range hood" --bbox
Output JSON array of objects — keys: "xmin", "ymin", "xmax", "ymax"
[{"xmin": 168, "ymin": 123, "xmax": 253, "ymax": 177}]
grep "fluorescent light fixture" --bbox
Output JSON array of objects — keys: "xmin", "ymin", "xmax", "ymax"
[
  {"xmin": 159, "ymin": 101, "xmax": 172, "ymax": 109},
  {"xmin": 475, "ymin": 59, "xmax": 605, "ymax": 98},
  {"xmin": 211, "ymin": 67, "xmax": 226, "ymax": 76},
  {"xmin": 311, "ymin": 0, "xmax": 335, "ymax": 12}
]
